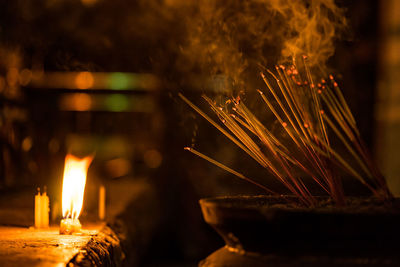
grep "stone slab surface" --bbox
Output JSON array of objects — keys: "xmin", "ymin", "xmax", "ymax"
[{"xmin": 0, "ymin": 225, "xmax": 101, "ymax": 267}]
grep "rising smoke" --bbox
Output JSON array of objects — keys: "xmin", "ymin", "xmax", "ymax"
[{"xmin": 180, "ymin": 0, "xmax": 347, "ymax": 87}]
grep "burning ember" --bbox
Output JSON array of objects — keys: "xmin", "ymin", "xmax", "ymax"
[{"xmin": 60, "ymin": 154, "xmax": 93, "ymax": 235}]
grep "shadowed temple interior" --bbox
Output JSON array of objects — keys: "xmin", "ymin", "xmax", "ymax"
[{"xmin": 0, "ymin": 1, "xmax": 399, "ymax": 266}]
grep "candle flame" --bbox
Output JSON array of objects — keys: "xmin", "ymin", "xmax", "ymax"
[{"xmin": 61, "ymin": 154, "xmax": 93, "ymax": 220}]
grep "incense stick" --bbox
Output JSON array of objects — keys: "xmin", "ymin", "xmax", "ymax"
[{"xmin": 180, "ymin": 61, "xmax": 393, "ymax": 206}]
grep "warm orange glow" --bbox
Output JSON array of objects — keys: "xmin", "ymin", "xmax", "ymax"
[
  {"xmin": 61, "ymin": 154, "xmax": 93, "ymax": 220},
  {"xmin": 6, "ymin": 67, "xmax": 19, "ymax": 86},
  {"xmin": 75, "ymin": 71, "xmax": 94, "ymax": 89},
  {"xmin": 59, "ymin": 93, "xmax": 92, "ymax": 111}
]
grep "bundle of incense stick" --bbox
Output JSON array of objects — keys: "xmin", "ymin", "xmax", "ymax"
[{"xmin": 180, "ymin": 57, "xmax": 393, "ymax": 206}]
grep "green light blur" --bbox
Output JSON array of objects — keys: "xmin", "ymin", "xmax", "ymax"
[
  {"xmin": 108, "ymin": 72, "xmax": 136, "ymax": 90},
  {"xmin": 105, "ymin": 94, "xmax": 129, "ymax": 111}
]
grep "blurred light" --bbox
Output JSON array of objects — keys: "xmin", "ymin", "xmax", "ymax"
[
  {"xmin": 59, "ymin": 94, "xmax": 154, "ymax": 112},
  {"xmin": 29, "ymin": 71, "xmax": 159, "ymax": 91},
  {"xmin": 75, "ymin": 71, "xmax": 94, "ymax": 89},
  {"xmin": 6, "ymin": 67, "xmax": 19, "ymax": 86},
  {"xmin": 74, "ymin": 93, "xmax": 92, "ymax": 111},
  {"xmin": 60, "ymin": 93, "xmax": 92, "ymax": 111},
  {"xmin": 105, "ymin": 94, "xmax": 129, "ymax": 111},
  {"xmin": 144, "ymin": 149, "xmax": 162, "ymax": 168},
  {"xmin": 19, "ymin": 69, "xmax": 32, "ymax": 86},
  {"xmin": 108, "ymin": 72, "xmax": 130, "ymax": 90},
  {"xmin": 101, "ymin": 137, "xmax": 130, "ymax": 158},
  {"xmin": 105, "ymin": 158, "xmax": 132, "ymax": 178},
  {"xmin": 22, "ymin": 137, "xmax": 33, "ymax": 151},
  {"xmin": 81, "ymin": 0, "xmax": 97, "ymax": 6}
]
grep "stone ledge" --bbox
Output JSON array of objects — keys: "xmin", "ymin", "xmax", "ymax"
[{"xmin": 68, "ymin": 226, "xmax": 124, "ymax": 267}]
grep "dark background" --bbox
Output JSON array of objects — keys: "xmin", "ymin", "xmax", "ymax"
[{"xmin": 0, "ymin": 0, "xmax": 387, "ymax": 265}]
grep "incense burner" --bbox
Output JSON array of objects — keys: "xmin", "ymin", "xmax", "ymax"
[{"xmin": 200, "ymin": 195, "xmax": 400, "ymax": 267}]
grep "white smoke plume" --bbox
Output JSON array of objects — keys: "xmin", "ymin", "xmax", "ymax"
[{"xmin": 180, "ymin": 0, "xmax": 347, "ymax": 86}]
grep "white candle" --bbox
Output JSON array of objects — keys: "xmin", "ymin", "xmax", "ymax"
[
  {"xmin": 41, "ymin": 190, "xmax": 49, "ymax": 228},
  {"xmin": 98, "ymin": 185, "xmax": 106, "ymax": 220},
  {"xmin": 34, "ymin": 188, "xmax": 41, "ymax": 228},
  {"xmin": 34, "ymin": 187, "xmax": 50, "ymax": 229}
]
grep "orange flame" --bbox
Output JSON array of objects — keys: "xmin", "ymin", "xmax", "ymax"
[{"xmin": 61, "ymin": 154, "xmax": 93, "ymax": 220}]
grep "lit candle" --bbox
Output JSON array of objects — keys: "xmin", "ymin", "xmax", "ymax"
[
  {"xmin": 59, "ymin": 154, "xmax": 93, "ymax": 235},
  {"xmin": 60, "ymin": 218, "xmax": 81, "ymax": 235}
]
